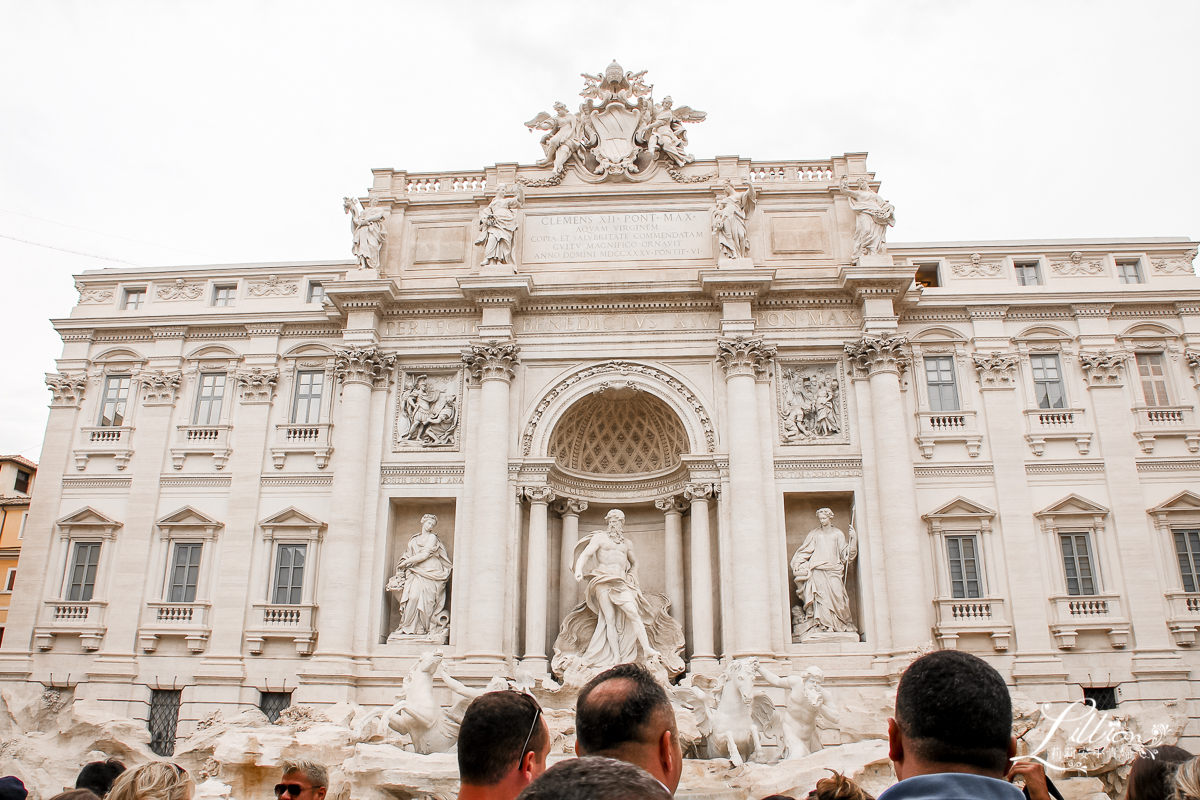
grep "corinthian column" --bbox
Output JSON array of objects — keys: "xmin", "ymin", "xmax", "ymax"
[
  {"xmin": 845, "ymin": 335, "xmax": 929, "ymax": 649},
  {"xmin": 522, "ymin": 486, "xmax": 555, "ymax": 672},
  {"xmin": 655, "ymin": 496, "xmax": 686, "ymax": 626},
  {"xmin": 554, "ymin": 498, "xmax": 587, "ymax": 619},
  {"xmin": 461, "ymin": 340, "xmax": 520, "ymax": 662},
  {"xmin": 317, "ymin": 346, "xmax": 395, "ymax": 658},
  {"xmin": 684, "ymin": 482, "xmax": 716, "ymax": 666},
  {"xmin": 716, "ymin": 336, "xmax": 777, "ymax": 657}
]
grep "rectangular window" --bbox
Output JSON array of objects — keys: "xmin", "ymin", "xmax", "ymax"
[
  {"xmin": 1015, "ymin": 262, "xmax": 1042, "ymax": 286},
  {"xmin": 945, "ymin": 535, "xmax": 981, "ymax": 599},
  {"xmin": 168, "ymin": 543, "xmax": 202, "ymax": 603},
  {"xmin": 13, "ymin": 470, "xmax": 30, "ymax": 494},
  {"xmin": 1060, "ymin": 533, "xmax": 1097, "ymax": 596},
  {"xmin": 3, "ymin": 569, "xmax": 15, "ymax": 593},
  {"xmin": 291, "ymin": 371, "xmax": 324, "ymax": 424},
  {"xmin": 1136, "ymin": 353, "xmax": 1170, "ymax": 407},
  {"xmin": 148, "ymin": 689, "xmax": 182, "ymax": 757},
  {"xmin": 273, "ymin": 544, "xmax": 307, "ymax": 605},
  {"xmin": 67, "ymin": 542, "xmax": 102, "ymax": 601},
  {"xmin": 1083, "ymin": 686, "xmax": 1118, "ymax": 711},
  {"xmin": 193, "ymin": 373, "xmax": 226, "ymax": 425},
  {"xmin": 98, "ymin": 375, "xmax": 132, "ymax": 426},
  {"xmin": 122, "ymin": 288, "xmax": 146, "ymax": 310},
  {"xmin": 307, "ymin": 282, "xmax": 326, "ymax": 304},
  {"xmin": 1030, "ymin": 354, "xmax": 1067, "ymax": 409},
  {"xmin": 260, "ymin": 691, "xmax": 292, "ymax": 723},
  {"xmin": 18, "ymin": 512, "xmax": 27, "ymax": 539},
  {"xmin": 914, "ymin": 263, "xmax": 941, "ymax": 288},
  {"xmin": 212, "ymin": 285, "xmax": 237, "ymax": 307},
  {"xmin": 924, "ymin": 356, "xmax": 960, "ymax": 412},
  {"xmin": 1173, "ymin": 529, "xmax": 1200, "ymax": 593},
  {"xmin": 1117, "ymin": 260, "xmax": 1144, "ymax": 284}
]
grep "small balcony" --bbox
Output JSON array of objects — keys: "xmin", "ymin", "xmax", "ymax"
[
  {"xmin": 933, "ymin": 597, "xmax": 1012, "ymax": 651},
  {"xmin": 271, "ymin": 423, "xmax": 333, "ymax": 469},
  {"xmin": 34, "ymin": 600, "xmax": 108, "ymax": 651},
  {"xmin": 1048, "ymin": 592, "xmax": 1129, "ymax": 649},
  {"xmin": 138, "ymin": 602, "xmax": 212, "ymax": 653},
  {"xmin": 74, "ymin": 426, "xmax": 135, "ymax": 470},
  {"xmin": 171, "ymin": 425, "xmax": 232, "ymax": 470},
  {"xmin": 1024, "ymin": 408, "xmax": 1092, "ymax": 456},
  {"xmin": 1132, "ymin": 406, "xmax": 1200, "ymax": 454},
  {"xmin": 914, "ymin": 410, "xmax": 983, "ymax": 459},
  {"xmin": 1165, "ymin": 591, "xmax": 1200, "ymax": 645},
  {"xmin": 245, "ymin": 603, "xmax": 317, "ymax": 656}
]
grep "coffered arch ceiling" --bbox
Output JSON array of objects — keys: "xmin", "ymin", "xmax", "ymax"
[{"xmin": 548, "ymin": 390, "xmax": 689, "ymax": 476}]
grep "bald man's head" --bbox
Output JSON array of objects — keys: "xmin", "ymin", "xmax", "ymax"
[{"xmin": 576, "ymin": 663, "xmax": 674, "ymax": 754}]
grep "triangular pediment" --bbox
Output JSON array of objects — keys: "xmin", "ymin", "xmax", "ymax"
[
  {"xmin": 56, "ymin": 506, "xmax": 121, "ymax": 527},
  {"xmin": 259, "ymin": 506, "xmax": 325, "ymax": 528},
  {"xmin": 1036, "ymin": 494, "xmax": 1109, "ymax": 518},
  {"xmin": 156, "ymin": 506, "xmax": 222, "ymax": 527},
  {"xmin": 1151, "ymin": 491, "xmax": 1200, "ymax": 515},
  {"xmin": 924, "ymin": 496, "xmax": 995, "ymax": 520}
]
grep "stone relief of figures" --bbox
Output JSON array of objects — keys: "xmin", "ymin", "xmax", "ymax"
[
  {"xmin": 779, "ymin": 364, "xmax": 844, "ymax": 444},
  {"xmin": 685, "ymin": 658, "xmax": 778, "ymax": 767},
  {"xmin": 474, "ymin": 184, "xmax": 524, "ymax": 267},
  {"xmin": 343, "ymin": 196, "xmax": 387, "ymax": 271},
  {"xmin": 791, "ymin": 508, "xmax": 859, "ymax": 642},
  {"xmin": 710, "ymin": 180, "xmax": 756, "ymax": 260},
  {"xmin": 837, "ymin": 176, "xmax": 895, "ymax": 256},
  {"xmin": 395, "ymin": 371, "xmax": 461, "ymax": 449},
  {"xmin": 757, "ymin": 665, "xmax": 840, "ymax": 760},
  {"xmin": 386, "ymin": 514, "xmax": 452, "ymax": 644},
  {"xmin": 552, "ymin": 509, "xmax": 685, "ymax": 686}
]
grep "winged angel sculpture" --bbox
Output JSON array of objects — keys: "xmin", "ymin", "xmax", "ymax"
[{"xmin": 525, "ymin": 61, "xmax": 706, "ymax": 181}]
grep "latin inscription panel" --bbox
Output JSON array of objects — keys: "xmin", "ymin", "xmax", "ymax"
[{"xmin": 522, "ymin": 210, "xmax": 712, "ymax": 264}]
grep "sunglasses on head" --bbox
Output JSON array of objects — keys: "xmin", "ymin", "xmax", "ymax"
[
  {"xmin": 274, "ymin": 785, "xmax": 310, "ymax": 798},
  {"xmin": 516, "ymin": 694, "xmax": 544, "ymax": 767}
]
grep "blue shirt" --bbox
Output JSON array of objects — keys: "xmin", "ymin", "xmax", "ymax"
[{"xmin": 878, "ymin": 773, "xmax": 1024, "ymax": 800}]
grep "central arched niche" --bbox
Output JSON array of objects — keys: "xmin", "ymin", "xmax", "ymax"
[{"xmin": 548, "ymin": 388, "xmax": 689, "ymax": 476}]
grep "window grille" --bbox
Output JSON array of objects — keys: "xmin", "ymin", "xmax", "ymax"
[
  {"xmin": 924, "ymin": 356, "xmax": 960, "ymax": 412},
  {"xmin": 168, "ymin": 543, "xmax": 202, "ymax": 603},
  {"xmin": 194, "ymin": 373, "xmax": 226, "ymax": 425},
  {"xmin": 1136, "ymin": 353, "xmax": 1170, "ymax": 407},
  {"xmin": 946, "ymin": 535, "xmax": 981, "ymax": 599},
  {"xmin": 98, "ymin": 375, "xmax": 132, "ymax": 426},
  {"xmin": 1060, "ymin": 533, "xmax": 1097, "ymax": 596},
  {"xmin": 1015, "ymin": 262, "xmax": 1042, "ymax": 286},
  {"xmin": 273, "ymin": 544, "xmax": 307, "ymax": 605},
  {"xmin": 1174, "ymin": 529, "xmax": 1200, "ymax": 593},
  {"xmin": 68, "ymin": 542, "xmax": 102, "ymax": 601},
  {"xmin": 292, "ymin": 371, "xmax": 324, "ymax": 424},
  {"xmin": 260, "ymin": 692, "xmax": 292, "ymax": 723},
  {"xmin": 148, "ymin": 689, "xmax": 182, "ymax": 756},
  {"xmin": 1030, "ymin": 355, "xmax": 1066, "ymax": 410},
  {"xmin": 1083, "ymin": 686, "xmax": 1118, "ymax": 711}
]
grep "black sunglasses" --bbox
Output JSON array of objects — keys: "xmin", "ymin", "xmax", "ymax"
[
  {"xmin": 274, "ymin": 785, "xmax": 310, "ymax": 798},
  {"xmin": 517, "ymin": 697, "xmax": 544, "ymax": 767}
]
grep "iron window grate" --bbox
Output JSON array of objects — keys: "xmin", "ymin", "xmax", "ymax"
[
  {"xmin": 148, "ymin": 689, "xmax": 182, "ymax": 756},
  {"xmin": 260, "ymin": 691, "xmax": 292, "ymax": 723},
  {"xmin": 1083, "ymin": 686, "xmax": 1117, "ymax": 711}
]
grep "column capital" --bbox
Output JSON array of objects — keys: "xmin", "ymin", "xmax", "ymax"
[
  {"xmin": 845, "ymin": 334, "xmax": 910, "ymax": 377},
  {"xmin": 462, "ymin": 339, "xmax": 521, "ymax": 383},
  {"xmin": 46, "ymin": 372, "xmax": 88, "ymax": 407},
  {"xmin": 1079, "ymin": 349, "xmax": 1126, "ymax": 388},
  {"xmin": 716, "ymin": 336, "xmax": 776, "ymax": 379},
  {"xmin": 1186, "ymin": 349, "xmax": 1200, "ymax": 387},
  {"xmin": 139, "ymin": 370, "xmax": 184, "ymax": 406},
  {"xmin": 683, "ymin": 483, "xmax": 715, "ymax": 502},
  {"xmin": 334, "ymin": 345, "xmax": 396, "ymax": 389},
  {"xmin": 972, "ymin": 351, "xmax": 1020, "ymax": 390},
  {"xmin": 655, "ymin": 496, "xmax": 687, "ymax": 514},
  {"xmin": 234, "ymin": 368, "xmax": 280, "ymax": 403},
  {"xmin": 553, "ymin": 498, "xmax": 588, "ymax": 516},
  {"xmin": 523, "ymin": 486, "xmax": 557, "ymax": 505}
]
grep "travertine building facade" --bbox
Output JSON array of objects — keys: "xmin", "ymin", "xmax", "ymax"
[{"xmin": 4, "ymin": 72, "xmax": 1200, "ymax": 752}]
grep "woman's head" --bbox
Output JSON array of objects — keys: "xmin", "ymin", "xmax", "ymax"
[
  {"xmin": 1127, "ymin": 746, "xmax": 1192, "ymax": 800},
  {"xmin": 107, "ymin": 763, "xmax": 193, "ymax": 800}
]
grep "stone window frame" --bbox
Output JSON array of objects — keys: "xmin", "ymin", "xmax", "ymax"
[
  {"xmin": 1012, "ymin": 327, "xmax": 1087, "ymax": 412},
  {"xmin": 256, "ymin": 509, "xmax": 326, "ymax": 608},
  {"xmin": 83, "ymin": 348, "xmax": 148, "ymax": 429},
  {"xmin": 908, "ymin": 328, "xmax": 975, "ymax": 414},
  {"xmin": 180, "ymin": 346, "xmax": 243, "ymax": 429},
  {"xmin": 1010, "ymin": 255, "xmax": 1047, "ymax": 287},
  {"xmin": 120, "ymin": 285, "xmax": 148, "ymax": 311},
  {"xmin": 209, "ymin": 280, "xmax": 240, "ymax": 307},
  {"xmin": 1148, "ymin": 491, "xmax": 1200, "ymax": 645},
  {"xmin": 34, "ymin": 507, "xmax": 123, "ymax": 652},
  {"xmin": 1116, "ymin": 323, "xmax": 1188, "ymax": 408},
  {"xmin": 1115, "ymin": 256, "xmax": 1147, "ymax": 285},
  {"xmin": 245, "ymin": 508, "xmax": 326, "ymax": 656},
  {"xmin": 277, "ymin": 345, "xmax": 337, "ymax": 427},
  {"xmin": 149, "ymin": 507, "xmax": 223, "ymax": 606}
]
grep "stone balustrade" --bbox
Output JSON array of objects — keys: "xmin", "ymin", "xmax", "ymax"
[
  {"xmin": 748, "ymin": 161, "xmax": 835, "ymax": 182},
  {"xmin": 272, "ymin": 422, "xmax": 334, "ymax": 469},
  {"xmin": 933, "ymin": 596, "xmax": 1012, "ymax": 651},
  {"xmin": 914, "ymin": 409, "xmax": 982, "ymax": 458},
  {"xmin": 171, "ymin": 424, "xmax": 233, "ymax": 470},
  {"xmin": 1048, "ymin": 592, "xmax": 1129, "ymax": 649},
  {"xmin": 1023, "ymin": 408, "xmax": 1092, "ymax": 456},
  {"xmin": 1132, "ymin": 405, "xmax": 1200, "ymax": 454},
  {"xmin": 245, "ymin": 603, "xmax": 318, "ymax": 656}
]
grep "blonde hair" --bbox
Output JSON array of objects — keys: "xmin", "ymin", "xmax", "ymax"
[
  {"xmin": 813, "ymin": 770, "xmax": 874, "ymax": 800},
  {"xmin": 107, "ymin": 763, "xmax": 193, "ymax": 800},
  {"xmin": 1174, "ymin": 756, "xmax": 1200, "ymax": 800},
  {"xmin": 282, "ymin": 760, "xmax": 328, "ymax": 789}
]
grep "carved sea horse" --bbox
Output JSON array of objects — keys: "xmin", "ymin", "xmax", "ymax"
[
  {"xmin": 372, "ymin": 650, "xmax": 463, "ymax": 754},
  {"xmin": 690, "ymin": 658, "xmax": 777, "ymax": 766}
]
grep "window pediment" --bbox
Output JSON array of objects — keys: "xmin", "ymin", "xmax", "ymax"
[
  {"xmin": 1036, "ymin": 494, "xmax": 1109, "ymax": 520},
  {"xmin": 924, "ymin": 496, "xmax": 995, "ymax": 521}
]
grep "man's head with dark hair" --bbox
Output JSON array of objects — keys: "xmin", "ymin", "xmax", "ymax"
[
  {"xmin": 1127, "ymin": 745, "xmax": 1192, "ymax": 800},
  {"xmin": 515, "ymin": 757, "xmax": 671, "ymax": 800},
  {"xmin": 76, "ymin": 760, "xmax": 126, "ymax": 798},
  {"xmin": 458, "ymin": 690, "xmax": 549, "ymax": 800},
  {"xmin": 889, "ymin": 650, "xmax": 1015, "ymax": 779},
  {"xmin": 574, "ymin": 663, "xmax": 682, "ymax": 793}
]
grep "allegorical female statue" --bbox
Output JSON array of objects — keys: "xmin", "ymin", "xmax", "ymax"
[
  {"xmin": 474, "ymin": 184, "xmax": 525, "ymax": 267},
  {"xmin": 711, "ymin": 180, "xmax": 756, "ymax": 260},
  {"xmin": 790, "ymin": 508, "xmax": 858, "ymax": 641},
  {"xmin": 343, "ymin": 196, "xmax": 387, "ymax": 270},
  {"xmin": 387, "ymin": 514, "xmax": 452, "ymax": 641},
  {"xmin": 837, "ymin": 176, "xmax": 895, "ymax": 256}
]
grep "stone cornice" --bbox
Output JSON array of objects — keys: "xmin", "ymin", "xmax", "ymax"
[
  {"xmin": 1070, "ymin": 303, "xmax": 1113, "ymax": 319},
  {"xmin": 457, "ymin": 275, "xmax": 534, "ymax": 309},
  {"xmin": 698, "ymin": 269, "xmax": 776, "ymax": 303},
  {"xmin": 966, "ymin": 306, "xmax": 1009, "ymax": 320}
]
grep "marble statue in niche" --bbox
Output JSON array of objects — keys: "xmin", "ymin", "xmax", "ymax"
[
  {"xmin": 791, "ymin": 508, "xmax": 859, "ymax": 642},
  {"xmin": 474, "ymin": 184, "xmax": 524, "ymax": 267},
  {"xmin": 837, "ymin": 176, "xmax": 895, "ymax": 256},
  {"xmin": 780, "ymin": 365, "xmax": 841, "ymax": 443},
  {"xmin": 397, "ymin": 373, "xmax": 459, "ymax": 447},
  {"xmin": 552, "ymin": 509, "xmax": 685, "ymax": 684},
  {"xmin": 386, "ymin": 514, "xmax": 452, "ymax": 643},
  {"xmin": 757, "ymin": 665, "xmax": 840, "ymax": 759},
  {"xmin": 711, "ymin": 180, "xmax": 756, "ymax": 260},
  {"xmin": 343, "ymin": 196, "xmax": 387, "ymax": 271}
]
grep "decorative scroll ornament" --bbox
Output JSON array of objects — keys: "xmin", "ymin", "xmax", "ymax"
[
  {"xmin": 1051, "ymin": 251, "xmax": 1104, "ymax": 276},
  {"xmin": 75, "ymin": 283, "xmax": 113, "ymax": 304},
  {"xmin": 844, "ymin": 335, "xmax": 910, "ymax": 377},
  {"xmin": 334, "ymin": 346, "xmax": 396, "ymax": 388},
  {"xmin": 1079, "ymin": 349, "xmax": 1126, "ymax": 386},
  {"xmin": 950, "ymin": 253, "xmax": 1003, "ymax": 278},
  {"xmin": 554, "ymin": 498, "xmax": 589, "ymax": 516},
  {"xmin": 524, "ymin": 486, "xmax": 557, "ymax": 505},
  {"xmin": 683, "ymin": 483, "xmax": 715, "ymax": 502},
  {"xmin": 157, "ymin": 278, "xmax": 203, "ymax": 300},
  {"xmin": 716, "ymin": 336, "xmax": 777, "ymax": 379},
  {"xmin": 246, "ymin": 274, "xmax": 299, "ymax": 298},
  {"xmin": 972, "ymin": 352, "xmax": 1020, "ymax": 388},
  {"xmin": 139, "ymin": 370, "xmax": 183, "ymax": 404},
  {"xmin": 523, "ymin": 61, "xmax": 705, "ymax": 182},
  {"xmin": 654, "ymin": 495, "xmax": 686, "ymax": 514},
  {"xmin": 45, "ymin": 373, "xmax": 88, "ymax": 406},
  {"xmin": 461, "ymin": 340, "xmax": 520, "ymax": 383},
  {"xmin": 1153, "ymin": 250, "xmax": 1197, "ymax": 275},
  {"xmin": 234, "ymin": 368, "xmax": 279, "ymax": 402}
]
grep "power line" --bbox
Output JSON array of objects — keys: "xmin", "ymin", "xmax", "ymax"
[
  {"xmin": 0, "ymin": 207, "xmax": 218, "ymax": 259},
  {"xmin": 0, "ymin": 232, "xmax": 146, "ymax": 266}
]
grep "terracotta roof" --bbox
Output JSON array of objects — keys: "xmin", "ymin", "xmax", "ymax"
[{"xmin": 0, "ymin": 455, "xmax": 36, "ymax": 471}]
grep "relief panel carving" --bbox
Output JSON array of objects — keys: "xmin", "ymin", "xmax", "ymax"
[
  {"xmin": 776, "ymin": 361, "xmax": 849, "ymax": 445},
  {"xmin": 393, "ymin": 368, "xmax": 463, "ymax": 451}
]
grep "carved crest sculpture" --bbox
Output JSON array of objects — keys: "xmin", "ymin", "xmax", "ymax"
[{"xmin": 525, "ymin": 61, "xmax": 705, "ymax": 182}]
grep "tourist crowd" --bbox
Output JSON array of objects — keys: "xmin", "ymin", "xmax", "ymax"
[{"xmin": 4, "ymin": 651, "xmax": 1198, "ymax": 800}]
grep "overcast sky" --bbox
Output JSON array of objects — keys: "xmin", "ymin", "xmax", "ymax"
[{"xmin": 1, "ymin": 1, "xmax": 1197, "ymax": 462}]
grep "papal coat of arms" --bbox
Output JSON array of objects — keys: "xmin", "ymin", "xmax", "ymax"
[{"xmin": 524, "ymin": 61, "xmax": 706, "ymax": 181}]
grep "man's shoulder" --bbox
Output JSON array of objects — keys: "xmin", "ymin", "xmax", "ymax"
[{"xmin": 878, "ymin": 773, "xmax": 1023, "ymax": 800}]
